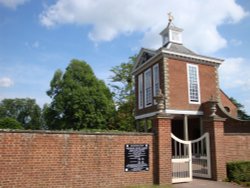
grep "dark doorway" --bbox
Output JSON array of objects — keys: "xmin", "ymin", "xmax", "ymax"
[{"xmin": 171, "ymin": 116, "xmax": 201, "ymax": 140}]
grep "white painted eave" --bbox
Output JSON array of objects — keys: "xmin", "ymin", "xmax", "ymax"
[
  {"xmin": 161, "ymin": 49, "xmax": 224, "ymax": 64},
  {"xmin": 135, "ymin": 109, "xmax": 204, "ymax": 119}
]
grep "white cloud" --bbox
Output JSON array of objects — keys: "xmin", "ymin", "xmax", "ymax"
[
  {"xmin": 0, "ymin": 0, "xmax": 29, "ymax": 9},
  {"xmin": 219, "ymin": 58, "xmax": 250, "ymax": 90},
  {"xmin": 40, "ymin": 0, "xmax": 247, "ymax": 54},
  {"xmin": 219, "ymin": 58, "xmax": 250, "ymax": 114},
  {"xmin": 0, "ymin": 77, "xmax": 14, "ymax": 87}
]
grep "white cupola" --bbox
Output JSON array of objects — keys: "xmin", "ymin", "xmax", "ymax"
[{"xmin": 160, "ymin": 13, "xmax": 183, "ymax": 46}]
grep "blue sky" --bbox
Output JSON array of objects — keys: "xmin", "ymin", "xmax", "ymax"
[{"xmin": 0, "ymin": 0, "xmax": 250, "ymax": 114}]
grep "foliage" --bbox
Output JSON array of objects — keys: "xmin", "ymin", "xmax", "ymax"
[
  {"xmin": 0, "ymin": 117, "xmax": 23, "ymax": 129},
  {"xmin": 45, "ymin": 59, "xmax": 115, "ymax": 130},
  {"xmin": 230, "ymin": 97, "xmax": 250, "ymax": 120},
  {"xmin": 110, "ymin": 56, "xmax": 136, "ymax": 131},
  {"xmin": 110, "ymin": 57, "xmax": 135, "ymax": 104},
  {"xmin": 227, "ymin": 161, "xmax": 250, "ymax": 184},
  {"xmin": 0, "ymin": 98, "xmax": 42, "ymax": 129}
]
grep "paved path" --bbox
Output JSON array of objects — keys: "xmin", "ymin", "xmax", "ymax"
[{"xmin": 172, "ymin": 179, "xmax": 241, "ymax": 188}]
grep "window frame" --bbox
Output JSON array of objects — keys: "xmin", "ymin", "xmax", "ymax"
[
  {"xmin": 169, "ymin": 30, "xmax": 182, "ymax": 44},
  {"xmin": 153, "ymin": 63, "xmax": 160, "ymax": 105},
  {"xmin": 144, "ymin": 68, "xmax": 152, "ymax": 108},
  {"xmin": 187, "ymin": 64, "xmax": 201, "ymax": 104},
  {"xmin": 138, "ymin": 74, "xmax": 143, "ymax": 109}
]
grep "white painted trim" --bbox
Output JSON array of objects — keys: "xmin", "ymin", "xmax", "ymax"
[
  {"xmin": 132, "ymin": 48, "xmax": 157, "ymax": 74},
  {"xmin": 166, "ymin": 42, "xmax": 172, "ymax": 49},
  {"xmin": 135, "ymin": 109, "xmax": 203, "ymax": 119},
  {"xmin": 138, "ymin": 74, "xmax": 143, "ymax": 109},
  {"xmin": 171, "ymin": 133, "xmax": 192, "ymax": 183},
  {"xmin": 132, "ymin": 52, "xmax": 162, "ymax": 75},
  {"xmin": 165, "ymin": 109, "xmax": 203, "ymax": 115},
  {"xmin": 171, "ymin": 133, "xmax": 191, "ymax": 144},
  {"xmin": 135, "ymin": 112, "xmax": 158, "ymax": 120},
  {"xmin": 144, "ymin": 68, "xmax": 152, "ymax": 108},
  {"xmin": 170, "ymin": 30, "xmax": 182, "ymax": 44},
  {"xmin": 162, "ymin": 49, "xmax": 223, "ymax": 64},
  {"xmin": 187, "ymin": 64, "xmax": 201, "ymax": 104},
  {"xmin": 153, "ymin": 63, "xmax": 159, "ymax": 105}
]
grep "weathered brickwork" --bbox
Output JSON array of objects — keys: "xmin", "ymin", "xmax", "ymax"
[
  {"xmin": 152, "ymin": 115, "xmax": 172, "ymax": 184},
  {"xmin": 1, "ymin": 116, "xmax": 250, "ymax": 187},
  {"xmin": 168, "ymin": 59, "xmax": 217, "ymax": 111},
  {"xmin": 0, "ymin": 131, "xmax": 153, "ymax": 188},
  {"xmin": 224, "ymin": 134, "xmax": 250, "ymax": 162},
  {"xmin": 219, "ymin": 90, "xmax": 238, "ymax": 117},
  {"xmin": 216, "ymin": 104, "xmax": 250, "ymax": 133},
  {"xmin": 203, "ymin": 117, "xmax": 227, "ymax": 181}
]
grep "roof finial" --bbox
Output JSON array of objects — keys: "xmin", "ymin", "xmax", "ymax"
[{"xmin": 168, "ymin": 12, "xmax": 174, "ymax": 23}]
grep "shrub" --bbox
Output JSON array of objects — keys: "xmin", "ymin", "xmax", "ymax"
[
  {"xmin": 0, "ymin": 117, "xmax": 23, "ymax": 129},
  {"xmin": 227, "ymin": 161, "xmax": 250, "ymax": 183}
]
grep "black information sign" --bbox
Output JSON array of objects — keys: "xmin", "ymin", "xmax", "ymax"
[{"xmin": 124, "ymin": 144, "xmax": 149, "ymax": 172}]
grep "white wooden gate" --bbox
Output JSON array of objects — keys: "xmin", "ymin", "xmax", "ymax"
[
  {"xmin": 171, "ymin": 133, "xmax": 192, "ymax": 183},
  {"xmin": 191, "ymin": 133, "xmax": 211, "ymax": 178},
  {"xmin": 171, "ymin": 132, "xmax": 211, "ymax": 183}
]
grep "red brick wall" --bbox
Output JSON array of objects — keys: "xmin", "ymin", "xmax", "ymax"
[
  {"xmin": 152, "ymin": 115, "xmax": 172, "ymax": 184},
  {"xmin": 168, "ymin": 59, "xmax": 217, "ymax": 111},
  {"xmin": 220, "ymin": 90, "xmax": 238, "ymax": 117},
  {"xmin": 224, "ymin": 134, "xmax": 250, "ymax": 162},
  {"xmin": 216, "ymin": 104, "xmax": 250, "ymax": 133},
  {"xmin": 0, "ymin": 131, "xmax": 153, "ymax": 188},
  {"xmin": 203, "ymin": 118, "xmax": 226, "ymax": 181}
]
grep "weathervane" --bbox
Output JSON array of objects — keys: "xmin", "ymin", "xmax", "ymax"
[{"xmin": 168, "ymin": 12, "xmax": 174, "ymax": 23}]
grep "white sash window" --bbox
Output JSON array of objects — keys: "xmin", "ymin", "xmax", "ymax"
[
  {"xmin": 144, "ymin": 68, "xmax": 152, "ymax": 107},
  {"xmin": 153, "ymin": 64, "xmax": 160, "ymax": 104},
  {"xmin": 187, "ymin": 64, "xmax": 200, "ymax": 104},
  {"xmin": 138, "ymin": 74, "xmax": 143, "ymax": 109}
]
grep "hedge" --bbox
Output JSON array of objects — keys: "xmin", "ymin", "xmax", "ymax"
[{"xmin": 227, "ymin": 161, "xmax": 250, "ymax": 183}]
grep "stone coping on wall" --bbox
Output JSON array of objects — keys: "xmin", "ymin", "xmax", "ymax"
[{"xmin": 0, "ymin": 129, "xmax": 153, "ymax": 136}]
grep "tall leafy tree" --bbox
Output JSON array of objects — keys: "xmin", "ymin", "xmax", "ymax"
[
  {"xmin": 110, "ymin": 56, "xmax": 136, "ymax": 131},
  {"xmin": 45, "ymin": 59, "xmax": 115, "ymax": 130},
  {"xmin": 0, "ymin": 117, "xmax": 23, "ymax": 130},
  {"xmin": 0, "ymin": 98, "xmax": 42, "ymax": 129},
  {"xmin": 230, "ymin": 97, "xmax": 250, "ymax": 120}
]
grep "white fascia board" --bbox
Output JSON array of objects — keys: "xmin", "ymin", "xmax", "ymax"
[
  {"xmin": 165, "ymin": 109, "xmax": 204, "ymax": 115},
  {"xmin": 135, "ymin": 109, "xmax": 203, "ymax": 119},
  {"xmin": 132, "ymin": 48, "xmax": 158, "ymax": 74},
  {"xmin": 161, "ymin": 49, "xmax": 223, "ymax": 64},
  {"xmin": 135, "ymin": 112, "xmax": 158, "ymax": 120},
  {"xmin": 132, "ymin": 51, "xmax": 162, "ymax": 75}
]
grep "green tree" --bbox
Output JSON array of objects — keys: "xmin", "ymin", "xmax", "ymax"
[
  {"xmin": 0, "ymin": 98, "xmax": 42, "ymax": 129},
  {"xmin": 110, "ymin": 56, "xmax": 136, "ymax": 131},
  {"xmin": 45, "ymin": 59, "xmax": 115, "ymax": 130},
  {"xmin": 0, "ymin": 117, "xmax": 23, "ymax": 129},
  {"xmin": 230, "ymin": 97, "xmax": 250, "ymax": 120}
]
